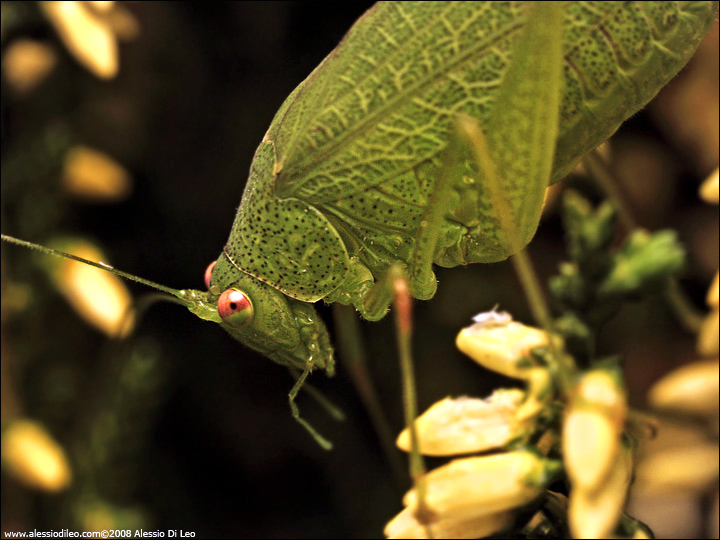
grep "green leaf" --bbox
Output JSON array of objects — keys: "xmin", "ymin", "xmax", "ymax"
[{"xmin": 599, "ymin": 230, "xmax": 686, "ymax": 297}]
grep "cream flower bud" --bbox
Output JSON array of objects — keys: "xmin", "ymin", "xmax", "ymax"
[
  {"xmin": 44, "ymin": 238, "xmax": 135, "ymax": 337},
  {"xmin": 1, "ymin": 419, "xmax": 72, "ymax": 491},
  {"xmin": 41, "ymin": 1, "xmax": 118, "ymax": 79},
  {"xmin": 384, "ymin": 506, "xmax": 512, "ymax": 539},
  {"xmin": 456, "ymin": 313, "xmax": 549, "ymax": 379},
  {"xmin": 85, "ymin": 1, "xmax": 115, "ymax": 13},
  {"xmin": 62, "ymin": 146, "xmax": 132, "ymax": 202},
  {"xmin": 2, "ymin": 39, "xmax": 57, "ymax": 94},
  {"xmin": 564, "ymin": 370, "xmax": 626, "ymax": 492},
  {"xmin": 707, "ymin": 272, "xmax": 719, "ymax": 309},
  {"xmin": 402, "ymin": 451, "xmax": 557, "ymax": 521},
  {"xmin": 698, "ymin": 308, "xmax": 719, "ymax": 356},
  {"xmin": 396, "ymin": 389, "xmax": 525, "ymax": 456},
  {"xmin": 636, "ymin": 443, "xmax": 719, "ymax": 491},
  {"xmin": 648, "ymin": 359, "xmax": 719, "ymax": 416},
  {"xmin": 569, "ymin": 443, "xmax": 632, "ymax": 539},
  {"xmin": 699, "ymin": 167, "xmax": 719, "ymax": 204}
]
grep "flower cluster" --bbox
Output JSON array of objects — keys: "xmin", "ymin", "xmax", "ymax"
[{"xmin": 385, "ymin": 311, "xmax": 636, "ymax": 539}]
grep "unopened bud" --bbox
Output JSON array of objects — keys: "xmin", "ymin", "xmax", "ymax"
[
  {"xmin": 396, "ymin": 389, "xmax": 525, "ymax": 456},
  {"xmin": 44, "ymin": 238, "xmax": 135, "ymax": 337},
  {"xmin": 636, "ymin": 443, "xmax": 719, "ymax": 492},
  {"xmin": 403, "ymin": 451, "xmax": 557, "ymax": 521},
  {"xmin": 41, "ymin": 1, "xmax": 118, "ymax": 78},
  {"xmin": 699, "ymin": 168, "xmax": 719, "ymax": 204},
  {"xmin": 456, "ymin": 313, "xmax": 549, "ymax": 379},
  {"xmin": 569, "ymin": 442, "xmax": 632, "ymax": 539},
  {"xmin": 698, "ymin": 309, "xmax": 719, "ymax": 356},
  {"xmin": 1, "ymin": 419, "xmax": 72, "ymax": 491},
  {"xmin": 62, "ymin": 146, "xmax": 132, "ymax": 202},
  {"xmin": 384, "ymin": 506, "xmax": 512, "ymax": 539},
  {"xmin": 2, "ymin": 39, "xmax": 57, "ymax": 94},
  {"xmin": 707, "ymin": 272, "xmax": 719, "ymax": 309},
  {"xmin": 648, "ymin": 359, "xmax": 719, "ymax": 416},
  {"xmin": 564, "ymin": 370, "xmax": 626, "ymax": 491}
]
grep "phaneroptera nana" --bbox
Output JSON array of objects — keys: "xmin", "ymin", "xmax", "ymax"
[{"xmin": 1, "ymin": 2, "xmax": 718, "ymax": 532}]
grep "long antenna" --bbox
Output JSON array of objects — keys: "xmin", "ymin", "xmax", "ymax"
[{"xmin": 1, "ymin": 234, "xmax": 189, "ymax": 303}]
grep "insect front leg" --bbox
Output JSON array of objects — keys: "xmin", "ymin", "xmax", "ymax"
[
  {"xmin": 288, "ymin": 299, "xmax": 335, "ymax": 376},
  {"xmin": 287, "ymin": 353, "xmax": 333, "ymax": 450}
]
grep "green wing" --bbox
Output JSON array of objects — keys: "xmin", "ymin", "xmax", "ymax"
[{"xmin": 265, "ymin": 1, "xmax": 716, "ymax": 272}]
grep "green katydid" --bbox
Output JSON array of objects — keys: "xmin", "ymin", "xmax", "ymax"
[{"xmin": 2, "ymin": 1, "xmax": 718, "ymax": 446}]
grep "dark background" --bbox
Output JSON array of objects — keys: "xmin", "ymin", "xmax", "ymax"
[{"xmin": 1, "ymin": 3, "xmax": 717, "ymax": 538}]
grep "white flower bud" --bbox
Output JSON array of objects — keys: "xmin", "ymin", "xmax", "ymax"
[
  {"xmin": 44, "ymin": 238, "xmax": 135, "ymax": 337},
  {"xmin": 649, "ymin": 359, "xmax": 719, "ymax": 416},
  {"xmin": 699, "ymin": 167, "xmax": 719, "ymax": 204},
  {"xmin": 636, "ymin": 443, "xmax": 719, "ymax": 492},
  {"xmin": 569, "ymin": 443, "xmax": 632, "ymax": 539},
  {"xmin": 384, "ymin": 506, "xmax": 512, "ymax": 539},
  {"xmin": 396, "ymin": 389, "xmax": 525, "ymax": 456},
  {"xmin": 41, "ymin": 1, "xmax": 118, "ymax": 78},
  {"xmin": 456, "ymin": 313, "xmax": 549, "ymax": 379},
  {"xmin": 402, "ymin": 451, "xmax": 555, "ymax": 521},
  {"xmin": 1, "ymin": 419, "xmax": 72, "ymax": 491},
  {"xmin": 564, "ymin": 370, "xmax": 626, "ymax": 492},
  {"xmin": 698, "ymin": 309, "xmax": 719, "ymax": 356}
]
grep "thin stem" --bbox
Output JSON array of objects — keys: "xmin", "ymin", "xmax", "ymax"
[
  {"xmin": 582, "ymin": 151, "xmax": 637, "ymax": 231},
  {"xmin": 511, "ymin": 249, "xmax": 575, "ymax": 393},
  {"xmin": 664, "ymin": 279, "xmax": 704, "ymax": 334},
  {"xmin": 332, "ymin": 304, "xmax": 405, "ymax": 485},
  {"xmin": 511, "ymin": 249, "xmax": 553, "ymax": 330}
]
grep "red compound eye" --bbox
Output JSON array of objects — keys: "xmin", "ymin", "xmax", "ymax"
[
  {"xmin": 204, "ymin": 261, "xmax": 217, "ymax": 289},
  {"xmin": 217, "ymin": 288, "xmax": 254, "ymax": 328}
]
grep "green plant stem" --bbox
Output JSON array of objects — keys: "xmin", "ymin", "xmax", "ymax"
[
  {"xmin": 664, "ymin": 279, "xmax": 704, "ymax": 333},
  {"xmin": 511, "ymin": 249, "xmax": 575, "ymax": 394},
  {"xmin": 511, "ymin": 249, "xmax": 553, "ymax": 330},
  {"xmin": 332, "ymin": 304, "xmax": 405, "ymax": 486},
  {"xmin": 582, "ymin": 151, "xmax": 637, "ymax": 231},
  {"xmin": 583, "ymin": 150, "xmax": 704, "ymax": 334}
]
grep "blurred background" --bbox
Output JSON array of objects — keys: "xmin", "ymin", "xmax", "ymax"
[{"xmin": 1, "ymin": 2, "xmax": 717, "ymax": 538}]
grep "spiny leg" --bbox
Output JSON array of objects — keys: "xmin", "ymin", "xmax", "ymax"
[
  {"xmin": 463, "ymin": 1, "xmax": 564, "ymax": 257},
  {"xmin": 358, "ymin": 143, "xmax": 463, "ymax": 321},
  {"xmin": 390, "ymin": 266, "xmax": 435, "ymax": 529},
  {"xmin": 287, "ymin": 366, "xmax": 345, "ymax": 422}
]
